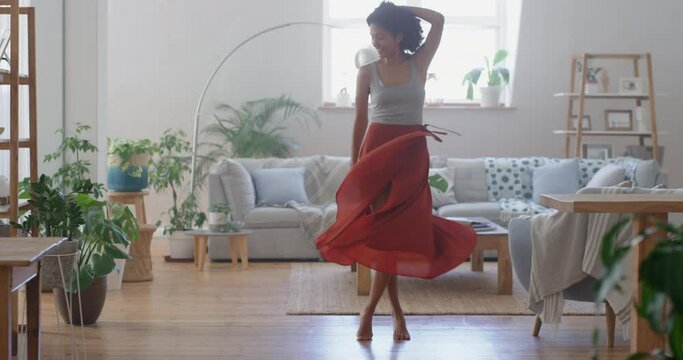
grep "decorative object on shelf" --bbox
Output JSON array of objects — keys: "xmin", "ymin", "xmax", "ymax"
[
  {"xmin": 0, "ymin": 175, "xmax": 8, "ymax": 206},
  {"xmin": 571, "ymin": 114, "xmax": 592, "ymax": 130},
  {"xmin": 600, "ymin": 68, "xmax": 610, "ymax": 93},
  {"xmin": 618, "ymin": 77, "xmax": 643, "ymax": 95},
  {"xmin": 625, "ymin": 145, "xmax": 665, "ymax": 164},
  {"xmin": 354, "ymin": 46, "xmax": 379, "ymax": 68},
  {"xmin": 462, "ymin": 49, "xmax": 510, "ymax": 107},
  {"xmin": 582, "ymin": 143, "xmax": 613, "ymax": 160},
  {"xmin": 336, "ymin": 87, "xmax": 351, "ymax": 107},
  {"xmin": 634, "ymin": 106, "xmax": 650, "ymax": 132},
  {"xmin": 576, "ymin": 61, "xmax": 603, "ymax": 94},
  {"xmin": 425, "ymin": 72, "xmax": 443, "ymax": 106},
  {"xmin": 0, "ymin": 29, "xmax": 9, "ymax": 64},
  {"xmin": 604, "ymin": 109, "xmax": 633, "ymax": 131}
]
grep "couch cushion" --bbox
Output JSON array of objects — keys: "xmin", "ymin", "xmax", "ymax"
[
  {"xmin": 437, "ymin": 202, "xmax": 500, "ymax": 221},
  {"xmin": 447, "ymin": 158, "xmax": 488, "ymax": 202},
  {"xmin": 213, "ymin": 159, "xmax": 256, "ymax": 220},
  {"xmin": 428, "ymin": 167, "xmax": 457, "ymax": 208},
  {"xmin": 485, "ymin": 157, "xmax": 548, "ymax": 201},
  {"xmin": 586, "ymin": 164, "xmax": 626, "ymax": 187},
  {"xmin": 244, "ymin": 207, "xmax": 304, "ymax": 228},
  {"xmin": 634, "ymin": 159, "xmax": 659, "ymax": 188},
  {"xmin": 237, "ymin": 156, "xmax": 325, "ymax": 204},
  {"xmin": 251, "ymin": 167, "xmax": 309, "ymax": 206},
  {"xmin": 532, "ymin": 159, "xmax": 580, "ymax": 203}
]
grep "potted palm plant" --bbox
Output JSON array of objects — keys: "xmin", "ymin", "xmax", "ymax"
[
  {"xmin": 150, "ymin": 129, "xmax": 206, "ymax": 259},
  {"xmin": 462, "ymin": 49, "xmax": 510, "ymax": 107},
  {"xmin": 107, "ymin": 138, "xmax": 156, "ymax": 192},
  {"xmin": 192, "ymin": 95, "xmax": 319, "ymax": 189}
]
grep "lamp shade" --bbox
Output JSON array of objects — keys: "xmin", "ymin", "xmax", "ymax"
[{"xmin": 354, "ymin": 46, "xmax": 379, "ymax": 69}]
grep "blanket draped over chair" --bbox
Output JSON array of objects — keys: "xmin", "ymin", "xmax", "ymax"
[{"xmin": 528, "ymin": 186, "xmax": 682, "ymax": 337}]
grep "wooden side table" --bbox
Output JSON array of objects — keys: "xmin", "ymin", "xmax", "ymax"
[
  {"xmin": 107, "ymin": 191, "xmax": 148, "ymax": 224},
  {"xmin": 123, "ymin": 224, "xmax": 157, "ymax": 282},
  {"xmin": 540, "ymin": 193, "xmax": 683, "ymax": 354},
  {"xmin": 0, "ymin": 237, "xmax": 65, "ymax": 360},
  {"xmin": 185, "ymin": 230, "xmax": 253, "ymax": 271}
]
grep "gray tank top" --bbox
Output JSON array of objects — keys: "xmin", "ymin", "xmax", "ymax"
[{"xmin": 369, "ymin": 57, "xmax": 425, "ymax": 126}]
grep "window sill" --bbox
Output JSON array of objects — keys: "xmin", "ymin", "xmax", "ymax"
[{"xmin": 318, "ymin": 103, "xmax": 516, "ymax": 111}]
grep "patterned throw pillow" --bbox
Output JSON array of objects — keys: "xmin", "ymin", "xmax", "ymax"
[
  {"xmin": 484, "ymin": 157, "xmax": 549, "ymax": 201},
  {"xmin": 428, "ymin": 168, "xmax": 457, "ymax": 208},
  {"xmin": 498, "ymin": 198, "xmax": 553, "ymax": 223}
]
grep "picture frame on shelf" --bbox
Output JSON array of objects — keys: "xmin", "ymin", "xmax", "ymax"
[
  {"xmin": 618, "ymin": 77, "xmax": 643, "ymax": 95},
  {"xmin": 570, "ymin": 114, "xmax": 591, "ymax": 130},
  {"xmin": 582, "ymin": 144, "xmax": 613, "ymax": 160},
  {"xmin": 604, "ymin": 110, "xmax": 633, "ymax": 131}
]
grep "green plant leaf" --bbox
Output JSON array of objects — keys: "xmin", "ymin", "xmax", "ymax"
[
  {"xmin": 492, "ymin": 49, "xmax": 508, "ymax": 66},
  {"xmin": 640, "ymin": 242, "xmax": 683, "ymax": 310},
  {"xmin": 91, "ymin": 253, "xmax": 116, "ymax": 277}
]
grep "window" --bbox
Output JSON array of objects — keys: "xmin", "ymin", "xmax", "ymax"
[{"xmin": 323, "ymin": 0, "xmax": 506, "ymax": 104}]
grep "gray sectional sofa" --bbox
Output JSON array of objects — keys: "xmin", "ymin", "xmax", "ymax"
[{"xmin": 206, "ymin": 155, "xmax": 666, "ymax": 260}]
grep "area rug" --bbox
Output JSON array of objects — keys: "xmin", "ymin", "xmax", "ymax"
[{"xmin": 286, "ymin": 262, "xmax": 602, "ymax": 315}]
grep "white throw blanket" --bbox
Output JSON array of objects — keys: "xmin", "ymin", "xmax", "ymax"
[
  {"xmin": 285, "ymin": 201, "xmax": 337, "ymax": 250},
  {"xmin": 528, "ymin": 186, "xmax": 635, "ymax": 334}
]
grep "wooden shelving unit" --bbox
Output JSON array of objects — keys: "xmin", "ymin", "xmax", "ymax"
[
  {"xmin": 555, "ymin": 53, "xmax": 660, "ymax": 162},
  {"xmin": 0, "ymin": 0, "xmax": 38, "ymax": 236}
]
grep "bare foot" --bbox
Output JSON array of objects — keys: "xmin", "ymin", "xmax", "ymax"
[
  {"xmin": 393, "ymin": 313, "xmax": 410, "ymax": 341},
  {"xmin": 356, "ymin": 307, "xmax": 374, "ymax": 341}
]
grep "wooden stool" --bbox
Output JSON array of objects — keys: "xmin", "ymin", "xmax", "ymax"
[
  {"xmin": 108, "ymin": 191, "xmax": 148, "ymax": 224},
  {"xmin": 123, "ymin": 224, "xmax": 157, "ymax": 282}
]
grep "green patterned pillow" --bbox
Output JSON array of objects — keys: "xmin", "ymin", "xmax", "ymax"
[{"xmin": 485, "ymin": 157, "xmax": 549, "ymax": 201}]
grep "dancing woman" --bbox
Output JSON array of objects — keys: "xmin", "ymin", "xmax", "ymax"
[{"xmin": 315, "ymin": 2, "xmax": 477, "ymax": 341}]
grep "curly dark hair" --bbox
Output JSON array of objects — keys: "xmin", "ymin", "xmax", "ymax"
[{"xmin": 366, "ymin": 1, "xmax": 424, "ymax": 54}]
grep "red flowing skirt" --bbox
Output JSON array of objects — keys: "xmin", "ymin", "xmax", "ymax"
[{"xmin": 315, "ymin": 123, "xmax": 477, "ymax": 279}]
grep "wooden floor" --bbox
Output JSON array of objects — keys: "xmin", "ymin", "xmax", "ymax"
[{"xmin": 33, "ymin": 238, "xmax": 629, "ymax": 359}]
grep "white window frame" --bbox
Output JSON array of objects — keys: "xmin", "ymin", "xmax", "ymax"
[{"xmin": 322, "ymin": 0, "xmax": 507, "ymax": 105}]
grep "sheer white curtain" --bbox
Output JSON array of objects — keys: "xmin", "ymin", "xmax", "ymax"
[{"xmin": 0, "ymin": 10, "xmax": 32, "ymax": 185}]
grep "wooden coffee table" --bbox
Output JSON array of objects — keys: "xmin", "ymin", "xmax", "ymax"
[
  {"xmin": 461, "ymin": 217, "xmax": 512, "ymax": 295},
  {"xmin": 356, "ymin": 218, "xmax": 512, "ymax": 296},
  {"xmin": 185, "ymin": 230, "xmax": 253, "ymax": 271}
]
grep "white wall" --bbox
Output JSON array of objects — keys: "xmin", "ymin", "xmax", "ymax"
[{"xmin": 104, "ymin": 0, "xmax": 683, "ymax": 226}]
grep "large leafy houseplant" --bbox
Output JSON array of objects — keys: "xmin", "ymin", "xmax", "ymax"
[
  {"xmin": 595, "ymin": 218, "xmax": 683, "ymax": 359},
  {"xmin": 149, "ymin": 129, "xmax": 206, "ymax": 235},
  {"xmin": 462, "ymin": 49, "xmax": 511, "ymax": 101},
  {"xmin": 13, "ymin": 175, "xmax": 138, "ymax": 292},
  {"xmin": 44, "ymin": 122, "xmax": 104, "ymax": 197},
  {"xmin": 193, "ymin": 95, "xmax": 319, "ymax": 189}
]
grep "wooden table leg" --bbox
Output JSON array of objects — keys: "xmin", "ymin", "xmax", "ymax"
[
  {"xmin": 193, "ymin": 236, "xmax": 199, "ymax": 268},
  {"xmin": 26, "ymin": 265, "xmax": 40, "ymax": 360},
  {"xmin": 198, "ymin": 236, "xmax": 208, "ymax": 271},
  {"xmin": 497, "ymin": 236, "xmax": 513, "ymax": 295},
  {"xmin": 1, "ymin": 268, "xmax": 12, "ymax": 360},
  {"xmin": 471, "ymin": 249, "xmax": 484, "ymax": 272},
  {"xmin": 236, "ymin": 235, "xmax": 249, "ymax": 270},
  {"xmin": 631, "ymin": 213, "xmax": 667, "ymax": 353},
  {"xmin": 229, "ymin": 237, "xmax": 240, "ymax": 269},
  {"xmin": 357, "ymin": 264, "xmax": 371, "ymax": 296}
]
